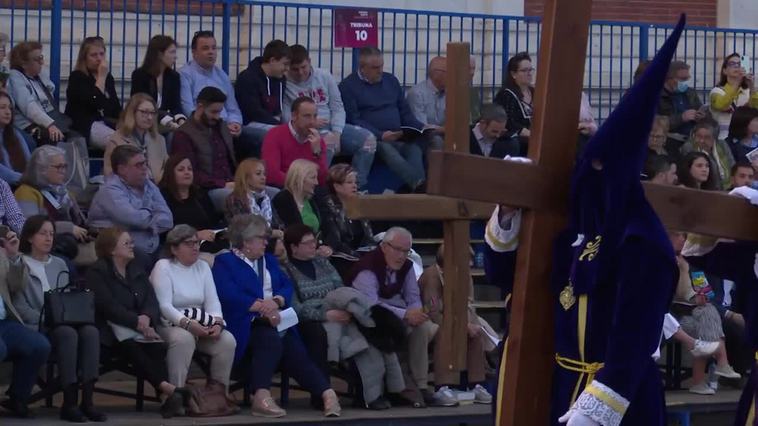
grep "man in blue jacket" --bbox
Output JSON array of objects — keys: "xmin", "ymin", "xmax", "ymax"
[
  {"xmin": 339, "ymin": 47, "xmax": 428, "ymax": 192},
  {"xmin": 235, "ymin": 40, "xmax": 291, "ymax": 159}
]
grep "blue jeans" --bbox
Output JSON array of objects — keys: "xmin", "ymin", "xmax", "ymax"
[
  {"xmin": 0, "ymin": 319, "xmax": 51, "ymax": 403},
  {"xmin": 376, "ymin": 140, "xmax": 425, "ymax": 188},
  {"xmin": 325, "ymin": 124, "xmax": 376, "ymax": 189}
]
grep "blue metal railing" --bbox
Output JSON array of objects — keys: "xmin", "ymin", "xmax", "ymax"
[{"xmin": 1, "ymin": 0, "xmax": 757, "ymax": 122}]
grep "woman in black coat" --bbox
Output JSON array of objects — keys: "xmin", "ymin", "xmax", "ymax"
[
  {"xmin": 131, "ymin": 35, "xmax": 186, "ymax": 131},
  {"xmin": 493, "ymin": 52, "xmax": 535, "ymax": 153},
  {"xmin": 64, "ymin": 36, "xmax": 121, "ymax": 150},
  {"xmin": 86, "ymin": 227, "xmax": 188, "ymax": 418}
]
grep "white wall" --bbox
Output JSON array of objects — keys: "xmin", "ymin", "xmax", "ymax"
[
  {"xmin": 264, "ymin": 0, "xmax": 523, "ymax": 16},
  {"xmin": 718, "ymin": 0, "xmax": 758, "ymax": 30}
]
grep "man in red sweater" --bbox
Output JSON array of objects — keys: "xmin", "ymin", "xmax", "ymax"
[{"xmin": 262, "ymin": 96, "xmax": 328, "ymax": 187}]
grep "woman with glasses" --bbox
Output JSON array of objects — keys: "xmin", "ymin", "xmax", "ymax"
[
  {"xmin": 212, "ymin": 214, "xmax": 341, "ymax": 418},
  {"xmin": 131, "ymin": 35, "xmax": 186, "ymax": 131},
  {"xmin": 103, "ymin": 93, "xmax": 168, "ymax": 183},
  {"xmin": 7, "ymin": 41, "xmax": 70, "ymax": 145},
  {"xmin": 494, "ymin": 52, "xmax": 535, "ymax": 144},
  {"xmin": 710, "ymin": 53, "xmax": 758, "ymax": 139},
  {"xmin": 65, "ymin": 36, "xmax": 122, "ymax": 150},
  {"xmin": 11, "ymin": 215, "xmax": 105, "ymax": 422},
  {"xmin": 15, "ymin": 145, "xmax": 90, "ymax": 250},
  {"xmin": 87, "ymin": 227, "xmax": 189, "ymax": 418},
  {"xmin": 150, "ymin": 224, "xmax": 236, "ymax": 391},
  {"xmin": 647, "ymin": 115, "xmax": 670, "ymax": 157}
]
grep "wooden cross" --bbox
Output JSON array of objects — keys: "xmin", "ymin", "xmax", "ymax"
[
  {"xmin": 345, "ymin": 43, "xmax": 486, "ymax": 378},
  {"xmin": 424, "ymin": 1, "xmax": 758, "ymax": 425}
]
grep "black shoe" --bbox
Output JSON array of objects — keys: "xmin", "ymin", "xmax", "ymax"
[
  {"xmin": 60, "ymin": 405, "xmax": 87, "ymax": 423},
  {"xmin": 160, "ymin": 391, "xmax": 185, "ymax": 419},
  {"xmin": 0, "ymin": 398, "xmax": 32, "ymax": 418},
  {"xmin": 366, "ymin": 396, "xmax": 391, "ymax": 410},
  {"xmin": 80, "ymin": 404, "xmax": 107, "ymax": 422}
]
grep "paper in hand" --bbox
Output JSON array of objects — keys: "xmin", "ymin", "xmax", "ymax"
[{"xmin": 276, "ymin": 307, "xmax": 299, "ymax": 332}]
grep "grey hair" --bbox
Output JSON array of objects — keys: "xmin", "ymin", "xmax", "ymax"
[
  {"xmin": 383, "ymin": 226, "xmax": 412, "ymax": 245},
  {"xmin": 480, "ymin": 103, "xmax": 508, "ymax": 124},
  {"xmin": 165, "ymin": 224, "xmax": 198, "ymax": 247},
  {"xmin": 228, "ymin": 214, "xmax": 269, "ymax": 249},
  {"xmin": 358, "ymin": 46, "xmax": 381, "ymax": 64},
  {"xmin": 21, "ymin": 145, "xmax": 66, "ymax": 188}
]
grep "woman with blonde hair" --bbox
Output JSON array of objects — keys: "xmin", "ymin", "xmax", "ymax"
[
  {"xmin": 225, "ymin": 158, "xmax": 273, "ymax": 225},
  {"xmin": 103, "ymin": 93, "xmax": 168, "ymax": 182},
  {"xmin": 64, "ymin": 36, "xmax": 121, "ymax": 150}
]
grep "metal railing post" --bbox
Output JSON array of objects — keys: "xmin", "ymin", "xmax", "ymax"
[
  {"xmin": 222, "ymin": 0, "xmax": 232, "ymax": 74},
  {"xmin": 50, "ymin": 0, "xmax": 63, "ymax": 102},
  {"xmin": 639, "ymin": 24, "xmax": 650, "ymax": 62}
]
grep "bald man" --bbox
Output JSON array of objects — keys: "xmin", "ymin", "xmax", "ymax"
[{"xmin": 406, "ymin": 56, "xmax": 447, "ymax": 127}]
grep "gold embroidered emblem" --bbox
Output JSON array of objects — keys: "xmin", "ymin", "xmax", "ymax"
[
  {"xmin": 559, "ymin": 282, "xmax": 576, "ymax": 311},
  {"xmin": 578, "ymin": 236, "xmax": 602, "ymax": 262}
]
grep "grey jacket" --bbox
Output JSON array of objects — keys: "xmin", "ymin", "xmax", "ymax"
[
  {"xmin": 322, "ymin": 287, "xmax": 404, "ymax": 404},
  {"xmin": 12, "ymin": 255, "xmax": 69, "ymax": 329},
  {"xmin": 7, "ymin": 69, "xmax": 58, "ymax": 130},
  {"xmin": 0, "ymin": 253, "xmax": 29, "ymax": 324}
]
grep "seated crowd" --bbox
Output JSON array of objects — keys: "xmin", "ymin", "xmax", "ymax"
[
  {"xmin": 0, "ymin": 30, "xmax": 509, "ymax": 422},
  {"xmin": 642, "ymin": 55, "xmax": 758, "ymax": 396},
  {"xmin": 0, "ymin": 23, "xmax": 755, "ymax": 421}
]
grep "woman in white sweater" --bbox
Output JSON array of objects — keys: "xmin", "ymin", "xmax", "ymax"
[{"xmin": 151, "ymin": 224, "xmax": 236, "ymax": 388}]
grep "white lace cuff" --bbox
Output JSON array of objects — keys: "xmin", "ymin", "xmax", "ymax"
[
  {"xmin": 485, "ymin": 206, "xmax": 521, "ymax": 253},
  {"xmin": 573, "ymin": 381, "xmax": 629, "ymax": 426}
]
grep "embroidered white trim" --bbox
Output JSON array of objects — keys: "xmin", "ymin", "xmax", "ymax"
[{"xmin": 573, "ymin": 381, "xmax": 629, "ymax": 426}]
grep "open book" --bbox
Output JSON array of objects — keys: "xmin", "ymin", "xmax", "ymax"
[{"xmin": 401, "ymin": 125, "xmax": 436, "ymax": 140}]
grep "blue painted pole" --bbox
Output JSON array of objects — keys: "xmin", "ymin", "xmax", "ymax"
[
  {"xmin": 222, "ymin": 0, "xmax": 232, "ymax": 74},
  {"xmin": 50, "ymin": 0, "xmax": 62, "ymax": 102}
]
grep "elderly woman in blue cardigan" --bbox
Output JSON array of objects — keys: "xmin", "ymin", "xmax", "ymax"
[{"xmin": 211, "ymin": 213, "xmax": 341, "ymax": 419}]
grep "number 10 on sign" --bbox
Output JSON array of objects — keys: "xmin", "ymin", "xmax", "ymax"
[{"xmin": 334, "ymin": 8, "xmax": 378, "ymax": 48}]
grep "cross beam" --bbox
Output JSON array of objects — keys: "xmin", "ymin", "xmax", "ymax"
[
  {"xmin": 345, "ymin": 194, "xmax": 494, "ymax": 221},
  {"xmin": 427, "ymin": 151, "xmax": 758, "ymax": 241}
]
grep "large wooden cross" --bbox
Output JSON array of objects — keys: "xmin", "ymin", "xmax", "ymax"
[{"xmin": 424, "ymin": 1, "xmax": 758, "ymax": 425}]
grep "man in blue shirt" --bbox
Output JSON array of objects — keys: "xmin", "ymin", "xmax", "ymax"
[
  {"xmin": 179, "ymin": 31, "xmax": 243, "ymax": 139},
  {"xmin": 339, "ymin": 47, "xmax": 428, "ymax": 192}
]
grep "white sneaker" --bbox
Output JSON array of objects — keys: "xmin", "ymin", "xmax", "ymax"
[
  {"xmin": 430, "ymin": 386, "xmax": 459, "ymax": 407},
  {"xmin": 715, "ymin": 364, "xmax": 741, "ymax": 379},
  {"xmin": 689, "ymin": 382, "xmax": 715, "ymax": 395},
  {"xmin": 690, "ymin": 340, "xmax": 720, "ymax": 357},
  {"xmin": 472, "ymin": 385, "xmax": 492, "ymax": 404}
]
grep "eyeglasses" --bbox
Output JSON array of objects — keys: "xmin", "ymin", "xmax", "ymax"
[
  {"xmin": 726, "ymin": 61, "xmax": 742, "ymax": 69},
  {"xmin": 518, "ymin": 67, "xmax": 535, "ymax": 73},
  {"xmin": 180, "ymin": 239, "xmax": 200, "ymax": 247},
  {"xmin": 194, "ymin": 30, "xmax": 214, "ymax": 38},
  {"xmin": 136, "ymin": 109, "xmax": 157, "ymax": 116},
  {"xmin": 30, "ymin": 54, "xmax": 44, "ymax": 63},
  {"xmin": 50, "ymin": 163, "xmax": 67, "ymax": 171},
  {"xmin": 384, "ymin": 241, "xmax": 411, "ymax": 256},
  {"xmin": 84, "ymin": 36, "xmax": 104, "ymax": 43}
]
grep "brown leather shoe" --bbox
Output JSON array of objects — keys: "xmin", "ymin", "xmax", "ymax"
[
  {"xmin": 251, "ymin": 396, "xmax": 286, "ymax": 418},
  {"xmin": 323, "ymin": 389, "xmax": 341, "ymax": 417}
]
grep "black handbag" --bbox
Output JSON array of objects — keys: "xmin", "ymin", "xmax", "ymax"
[{"xmin": 41, "ymin": 271, "xmax": 95, "ymax": 328}]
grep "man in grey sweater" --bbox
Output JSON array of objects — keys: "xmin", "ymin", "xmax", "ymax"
[{"xmin": 283, "ymin": 45, "xmax": 376, "ymax": 189}]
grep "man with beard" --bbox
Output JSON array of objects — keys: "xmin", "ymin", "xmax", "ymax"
[{"xmin": 171, "ymin": 86, "xmax": 237, "ymax": 211}]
